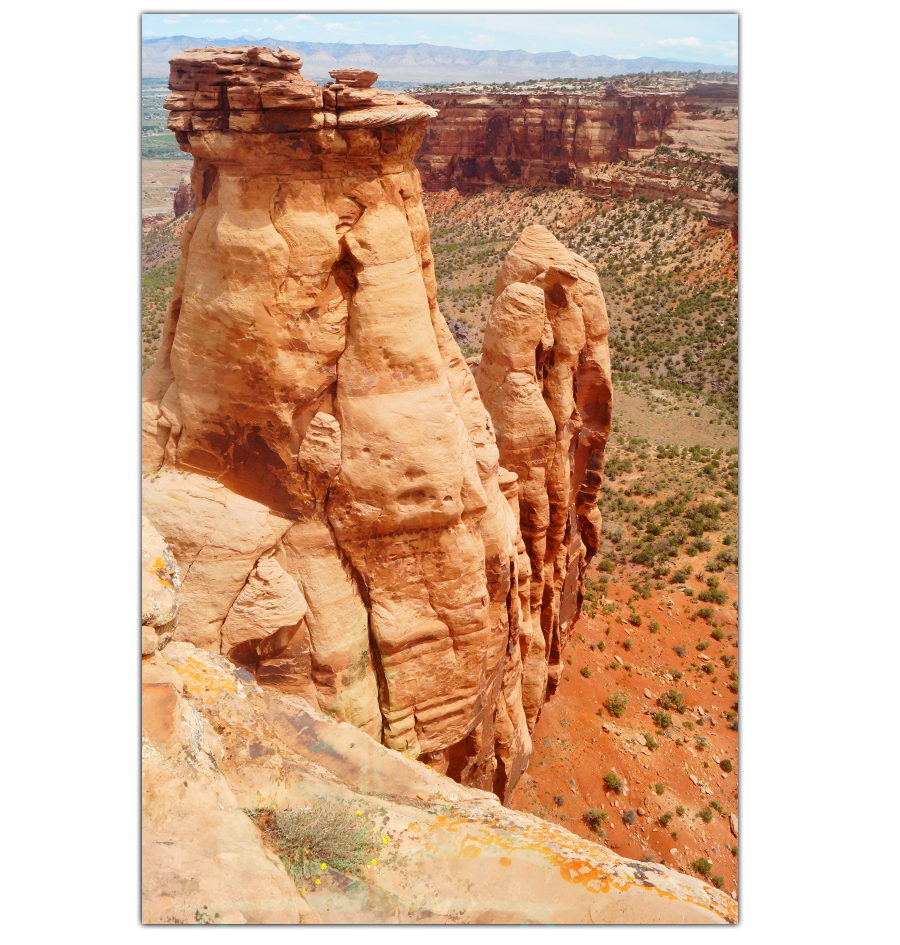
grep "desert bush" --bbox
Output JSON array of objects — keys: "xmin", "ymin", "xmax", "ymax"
[
  {"xmin": 624, "ymin": 636, "xmax": 634, "ymax": 650},
  {"xmin": 580, "ymin": 665, "xmax": 592, "ymax": 678},
  {"xmin": 655, "ymin": 783, "xmax": 665, "ymax": 795},
  {"xmin": 604, "ymin": 691, "xmax": 629, "ymax": 718},
  {"xmin": 652, "ymin": 710, "xmax": 673, "ymax": 729},
  {"xmin": 712, "ymin": 875, "xmax": 725, "ymax": 889},
  {"xmin": 692, "ymin": 858, "xmax": 712, "ymax": 876},
  {"xmin": 673, "ymin": 645, "xmax": 687, "ymax": 658},
  {"xmin": 675, "ymin": 805, "xmax": 685, "ymax": 816},
  {"xmin": 246, "ymin": 800, "xmax": 378, "ymax": 883},
  {"xmin": 719, "ymin": 758, "xmax": 733, "ymax": 773},
  {"xmin": 604, "ymin": 772, "xmax": 624, "ymax": 793},
  {"xmin": 622, "ymin": 809, "xmax": 637, "ymax": 826},
  {"xmin": 711, "ymin": 627, "xmax": 724, "ymax": 641},
  {"xmin": 583, "ymin": 808, "xmax": 609, "ymax": 832},
  {"xmin": 699, "ymin": 587, "xmax": 728, "ymax": 604},
  {"xmin": 658, "ymin": 689, "xmax": 687, "ymax": 713},
  {"xmin": 554, "ymin": 795, "xmax": 565, "ymax": 806}
]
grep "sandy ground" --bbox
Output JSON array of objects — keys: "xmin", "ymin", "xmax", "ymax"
[
  {"xmin": 142, "ymin": 161, "xmax": 189, "ymax": 217},
  {"xmin": 508, "ymin": 566, "xmax": 739, "ymax": 900}
]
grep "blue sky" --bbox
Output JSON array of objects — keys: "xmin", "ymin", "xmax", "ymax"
[{"xmin": 142, "ymin": 13, "xmax": 738, "ymax": 65}]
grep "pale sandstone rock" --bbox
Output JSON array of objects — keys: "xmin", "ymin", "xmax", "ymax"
[
  {"xmin": 141, "ymin": 642, "xmax": 737, "ymax": 924},
  {"xmin": 141, "ymin": 515, "xmax": 180, "ymax": 651}
]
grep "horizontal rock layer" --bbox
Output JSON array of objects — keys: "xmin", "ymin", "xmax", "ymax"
[{"xmin": 415, "ymin": 88, "xmax": 737, "ymax": 224}]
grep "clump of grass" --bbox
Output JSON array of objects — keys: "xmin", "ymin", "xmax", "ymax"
[
  {"xmin": 246, "ymin": 800, "xmax": 379, "ymax": 884},
  {"xmin": 604, "ymin": 691, "xmax": 629, "ymax": 718}
]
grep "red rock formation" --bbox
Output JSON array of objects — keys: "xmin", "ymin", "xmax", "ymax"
[
  {"xmin": 172, "ymin": 174, "xmax": 195, "ymax": 217},
  {"xmin": 142, "ymin": 47, "xmax": 612, "ymax": 803},
  {"xmin": 416, "ymin": 90, "xmax": 679, "ymax": 189},
  {"xmin": 415, "ymin": 87, "xmax": 738, "ymax": 224},
  {"xmin": 474, "ymin": 226, "xmax": 613, "ymax": 725},
  {"xmin": 143, "ymin": 47, "xmax": 533, "ymax": 800}
]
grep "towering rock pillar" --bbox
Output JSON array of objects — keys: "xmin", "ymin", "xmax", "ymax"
[
  {"xmin": 475, "ymin": 226, "xmax": 613, "ymax": 726},
  {"xmin": 141, "ymin": 47, "xmax": 530, "ymax": 800}
]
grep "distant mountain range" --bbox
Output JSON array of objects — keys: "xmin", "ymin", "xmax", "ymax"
[{"xmin": 142, "ymin": 36, "xmax": 737, "ymax": 84}]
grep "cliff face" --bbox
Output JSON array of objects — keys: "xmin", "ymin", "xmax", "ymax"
[
  {"xmin": 415, "ymin": 88, "xmax": 738, "ymax": 224},
  {"xmin": 417, "ymin": 91, "xmax": 678, "ymax": 189},
  {"xmin": 142, "ymin": 47, "xmax": 612, "ymax": 804}
]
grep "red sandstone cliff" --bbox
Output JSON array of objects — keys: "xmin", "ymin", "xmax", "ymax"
[{"xmin": 415, "ymin": 86, "xmax": 737, "ymax": 224}]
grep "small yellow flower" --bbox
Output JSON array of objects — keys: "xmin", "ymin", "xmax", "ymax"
[
  {"xmin": 320, "ymin": 863, "xmax": 327, "ymax": 870},
  {"xmin": 301, "ymin": 888, "xmax": 306, "ymax": 894},
  {"xmin": 305, "ymin": 849, "xmax": 310, "ymax": 855},
  {"xmin": 356, "ymin": 810, "xmax": 362, "ymax": 816},
  {"xmin": 315, "ymin": 879, "xmax": 321, "ymax": 885},
  {"xmin": 382, "ymin": 836, "xmax": 389, "ymax": 844},
  {"xmin": 370, "ymin": 859, "xmax": 377, "ymax": 866}
]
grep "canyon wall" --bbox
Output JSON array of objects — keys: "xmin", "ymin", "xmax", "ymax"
[
  {"xmin": 142, "ymin": 47, "xmax": 611, "ymax": 803},
  {"xmin": 415, "ymin": 88, "xmax": 738, "ymax": 224}
]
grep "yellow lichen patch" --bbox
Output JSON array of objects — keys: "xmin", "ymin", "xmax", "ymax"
[
  {"xmin": 150, "ymin": 556, "xmax": 174, "ymax": 589},
  {"xmin": 176, "ymin": 657, "xmax": 239, "ymax": 704}
]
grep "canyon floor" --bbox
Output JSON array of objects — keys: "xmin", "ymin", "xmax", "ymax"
[{"xmin": 141, "ymin": 166, "xmax": 738, "ymax": 904}]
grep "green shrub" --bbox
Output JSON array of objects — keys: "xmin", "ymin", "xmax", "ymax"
[
  {"xmin": 699, "ymin": 587, "xmax": 728, "ymax": 604},
  {"xmin": 659, "ymin": 811, "xmax": 673, "ymax": 826},
  {"xmin": 646, "ymin": 734, "xmax": 659, "ymax": 751},
  {"xmin": 712, "ymin": 875, "xmax": 725, "ymax": 889},
  {"xmin": 628, "ymin": 613, "xmax": 642, "ymax": 627},
  {"xmin": 583, "ymin": 808, "xmax": 609, "ymax": 832},
  {"xmin": 598, "ymin": 558, "xmax": 616, "ymax": 573},
  {"xmin": 652, "ymin": 710, "xmax": 672, "ymax": 729},
  {"xmin": 720, "ymin": 758, "xmax": 733, "ymax": 773},
  {"xmin": 622, "ymin": 809, "xmax": 637, "ymax": 826},
  {"xmin": 580, "ymin": 665, "xmax": 592, "ymax": 678},
  {"xmin": 604, "ymin": 772, "xmax": 624, "ymax": 793},
  {"xmin": 675, "ymin": 805, "xmax": 685, "ymax": 816},
  {"xmin": 696, "ymin": 640, "xmax": 710, "ymax": 651},
  {"xmin": 554, "ymin": 794, "xmax": 565, "ymax": 806},
  {"xmin": 711, "ymin": 627, "xmax": 724, "ymax": 641},
  {"xmin": 654, "ymin": 782, "xmax": 665, "ymax": 795},
  {"xmin": 246, "ymin": 800, "xmax": 379, "ymax": 884},
  {"xmin": 649, "ymin": 620, "xmax": 660, "ymax": 633},
  {"xmin": 673, "ymin": 645, "xmax": 687, "ymax": 658},
  {"xmin": 692, "ymin": 858, "xmax": 712, "ymax": 877},
  {"xmin": 698, "ymin": 807, "xmax": 713, "ymax": 824},
  {"xmin": 604, "ymin": 691, "xmax": 629, "ymax": 718},
  {"xmin": 658, "ymin": 689, "xmax": 687, "ymax": 713}
]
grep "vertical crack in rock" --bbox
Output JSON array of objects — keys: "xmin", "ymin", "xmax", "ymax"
[{"xmin": 141, "ymin": 46, "xmax": 610, "ymax": 804}]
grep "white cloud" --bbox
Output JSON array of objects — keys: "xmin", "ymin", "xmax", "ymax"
[
  {"xmin": 205, "ymin": 19, "xmax": 227, "ymax": 24},
  {"xmin": 468, "ymin": 34, "xmax": 497, "ymax": 47},
  {"xmin": 273, "ymin": 25, "xmax": 287, "ymax": 33},
  {"xmin": 325, "ymin": 22, "xmax": 362, "ymax": 32},
  {"xmin": 163, "ymin": 18, "xmax": 177, "ymax": 25},
  {"xmin": 293, "ymin": 14, "xmax": 319, "ymax": 23},
  {"xmin": 656, "ymin": 37, "xmax": 703, "ymax": 48}
]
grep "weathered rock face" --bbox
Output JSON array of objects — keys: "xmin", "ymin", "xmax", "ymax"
[
  {"xmin": 416, "ymin": 90, "xmax": 679, "ymax": 189},
  {"xmin": 143, "ymin": 47, "xmax": 540, "ymax": 801},
  {"xmin": 415, "ymin": 88, "xmax": 738, "ymax": 224},
  {"xmin": 142, "ymin": 637, "xmax": 737, "ymax": 924},
  {"xmin": 139, "ymin": 532, "xmax": 735, "ymax": 924},
  {"xmin": 474, "ymin": 226, "xmax": 613, "ymax": 725}
]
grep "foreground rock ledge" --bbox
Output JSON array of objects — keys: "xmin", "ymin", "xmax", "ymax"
[
  {"xmin": 142, "ymin": 640, "xmax": 736, "ymax": 924},
  {"xmin": 142, "ymin": 47, "xmax": 610, "ymax": 805}
]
